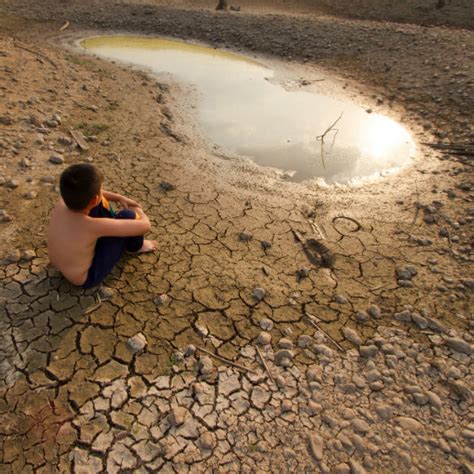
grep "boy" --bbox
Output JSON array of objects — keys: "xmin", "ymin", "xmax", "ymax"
[{"xmin": 48, "ymin": 163, "xmax": 157, "ymax": 288}]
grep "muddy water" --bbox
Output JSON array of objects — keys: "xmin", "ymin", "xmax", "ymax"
[{"xmin": 81, "ymin": 36, "xmax": 416, "ymax": 184}]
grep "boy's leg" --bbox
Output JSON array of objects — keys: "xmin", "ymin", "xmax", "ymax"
[
  {"xmin": 116, "ymin": 209, "xmax": 144, "ymax": 253},
  {"xmin": 82, "ymin": 208, "xmax": 144, "ymax": 288}
]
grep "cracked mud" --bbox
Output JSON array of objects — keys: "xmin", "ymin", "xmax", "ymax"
[{"xmin": 0, "ymin": 2, "xmax": 473, "ymax": 473}]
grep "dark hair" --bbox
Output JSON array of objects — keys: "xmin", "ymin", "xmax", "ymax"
[{"xmin": 59, "ymin": 164, "xmax": 103, "ymax": 210}]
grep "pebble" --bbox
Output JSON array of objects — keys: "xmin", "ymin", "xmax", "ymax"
[
  {"xmin": 308, "ymin": 434, "xmax": 324, "ymax": 461},
  {"xmin": 359, "ymin": 345, "xmax": 378, "ymax": 358},
  {"xmin": 355, "ymin": 311, "xmax": 369, "ymax": 323},
  {"xmin": 411, "ymin": 312, "xmax": 428, "ymax": 329},
  {"xmin": 349, "ymin": 459, "xmax": 367, "ymax": 474},
  {"xmin": 23, "ymin": 191, "xmax": 37, "ymax": 200},
  {"xmin": 257, "ymin": 332, "xmax": 271, "ymax": 345},
  {"xmin": 394, "ymin": 310, "xmax": 411, "ymax": 322},
  {"xmin": 49, "ymin": 153, "xmax": 65, "ymax": 164},
  {"xmin": 368, "ymin": 305, "xmax": 381, "ymax": 319},
  {"xmin": 281, "ymin": 399, "xmax": 292, "ymax": 412},
  {"xmin": 335, "ymin": 294, "xmax": 348, "ymax": 304},
  {"xmin": 342, "ymin": 327, "xmax": 363, "ymax": 346},
  {"xmin": 159, "ymin": 181, "xmax": 175, "ymax": 191},
  {"xmin": 261, "ymin": 240, "xmax": 272, "ymax": 250},
  {"xmin": 296, "ymin": 267, "xmax": 309, "ymax": 280},
  {"xmin": 252, "ymin": 287, "xmax": 266, "ymax": 301},
  {"xmin": 184, "ymin": 345, "xmax": 196, "ymax": 357},
  {"xmin": 198, "ymin": 356, "xmax": 214, "ymax": 376},
  {"xmin": 21, "ymin": 249, "xmax": 36, "ymax": 261},
  {"xmin": 5, "ymin": 179, "xmax": 19, "ymax": 189},
  {"xmin": 154, "ymin": 294, "xmax": 170, "ymax": 306},
  {"xmin": 127, "ymin": 333, "xmax": 147, "ymax": 353},
  {"xmin": 335, "ymin": 463, "xmax": 351, "ymax": 474},
  {"xmin": 259, "ymin": 318, "xmax": 273, "ymax": 331},
  {"xmin": 298, "ymin": 335, "xmax": 312, "ymax": 348},
  {"xmin": 396, "ymin": 416, "xmax": 423, "ymax": 433},
  {"xmin": 238, "ymin": 232, "xmax": 252, "ymax": 242},
  {"xmin": 168, "ymin": 406, "xmax": 186, "ymax": 427},
  {"xmin": 277, "ymin": 338, "xmax": 293, "ymax": 350},
  {"xmin": 375, "ymin": 403, "xmax": 393, "ymax": 420},
  {"xmin": 5, "ymin": 250, "xmax": 21, "ymax": 263},
  {"xmin": 275, "ymin": 349, "xmax": 294, "ymax": 367},
  {"xmin": 200, "ymin": 432, "xmax": 215, "ymax": 450},
  {"xmin": 98, "ymin": 286, "xmax": 115, "ymax": 300},
  {"xmin": 445, "ymin": 337, "xmax": 473, "ymax": 355},
  {"xmin": 40, "ymin": 175, "xmax": 55, "ymax": 183}
]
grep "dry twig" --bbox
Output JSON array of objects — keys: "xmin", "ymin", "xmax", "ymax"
[
  {"xmin": 82, "ymin": 302, "xmax": 102, "ymax": 315},
  {"xmin": 316, "ymin": 112, "xmax": 343, "ymax": 168},
  {"xmin": 197, "ymin": 346, "xmax": 256, "ymax": 373},
  {"xmin": 304, "ymin": 312, "xmax": 345, "ymax": 352},
  {"xmin": 332, "ymin": 215, "xmax": 362, "ymax": 234},
  {"xmin": 59, "ymin": 21, "xmax": 70, "ymax": 31},
  {"xmin": 255, "ymin": 346, "xmax": 276, "ymax": 385}
]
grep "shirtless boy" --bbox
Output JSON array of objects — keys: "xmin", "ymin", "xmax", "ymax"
[{"xmin": 48, "ymin": 163, "xmax": 157, "ymax": 288}]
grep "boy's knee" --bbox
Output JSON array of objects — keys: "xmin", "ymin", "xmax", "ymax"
[{"xmin": 116, "ymin": 209, "xmax": 136, "ymax": 220}]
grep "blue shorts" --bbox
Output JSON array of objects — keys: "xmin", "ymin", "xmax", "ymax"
[{"xmin": 82, "ymin": 200, "xmax": 144, "ymax": 289}]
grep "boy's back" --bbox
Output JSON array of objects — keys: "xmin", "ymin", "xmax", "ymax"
[{"xmin": 48, "ymin": 199, "xmax": 98, "ymax": 286}]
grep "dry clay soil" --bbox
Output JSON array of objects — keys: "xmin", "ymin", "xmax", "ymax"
[{"xmin": 0, "ymin": 1, "xmax": 473, "ymax": 473}]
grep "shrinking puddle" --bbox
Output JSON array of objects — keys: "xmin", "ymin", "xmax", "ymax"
[{"xmin": 81, "ymin": 36, "xmax": 416, "ymax": 184}]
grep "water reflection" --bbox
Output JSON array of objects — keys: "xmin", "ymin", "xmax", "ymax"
[{"xmin": 82, "ymin": 36, "xmax": 416, "ymax": 183}]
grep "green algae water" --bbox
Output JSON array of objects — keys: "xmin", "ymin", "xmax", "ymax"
[{"xmin": 81, "ymin": 36, "xmax": 416, "ymax": 184}]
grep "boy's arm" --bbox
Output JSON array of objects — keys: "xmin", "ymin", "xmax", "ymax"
[
  {"xmin": 103, "ymin": 190, "xmax": 140, "ymax": 208},
  {"xmin": 89, "ymin": 212, "xmax": 151, "ymax": 238}
]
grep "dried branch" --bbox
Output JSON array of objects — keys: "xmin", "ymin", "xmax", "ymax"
[
  {"xmin": 197, "ymin": 346, "xmax": 256, "ymax": 373},
  {"xmin": 316, "ymin": 112, "xmax": 343, "ymax": 168},
  {"xmin": 255, "ymin": 346, "xmax": 276, "ymax": 386},
  {"xmin": 304, "ymin": 312, "xmax": 345, "ymax": 352}
]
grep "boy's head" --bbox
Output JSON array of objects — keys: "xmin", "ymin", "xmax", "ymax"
[{"xmin": 60, "ymin": 163, "xmax": 103, "ymax": 211}]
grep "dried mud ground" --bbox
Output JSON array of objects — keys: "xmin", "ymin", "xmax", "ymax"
[{"xmin": 0, "ymin": 2, "xmax": 473, "ymax": 473}]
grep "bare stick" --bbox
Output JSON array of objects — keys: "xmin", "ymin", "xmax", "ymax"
[
  {"xmin": 59, "ymin": 21, "xmax": 70, "ymax": 32},
  {"xmin": 82, "ymin": 302, "xmax": 102, "ymax": 315},
  {"xmin": 316, "ymin": 112, "xmax": 343, "ymax": 168},
  {"xmin": 255, "ymin": 346, "xmax": 276, "ymax": 385},
  {"xmin": 197, "ymin": 346, "xmax": 256, "ymax": 373},
  {"xmin": 304, "ymin": 312, "xmax": 345, "ymax": 352}
]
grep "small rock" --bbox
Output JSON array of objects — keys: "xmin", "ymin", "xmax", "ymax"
[
  {"xmin": 127, "ymin": 333, "xmax": 147, "ymax": 353},
  {"xmin": 368, "ymin": 305, "xmax": 381, "ymax": 319},
  {"xmin": 260, "ymin": 318, "xmax": 273, "ymax": 331},
  {"xmin": 5, "ymin": 250, "xmax": 21, "ymax": 263},
  {"xmin": 275, "ymin": 349, "xmax": 294, "ymax": 367},
  {"xmin": 308, "ymin": 434, "xmax": 324, "ymax": 461},
  {"xmin": 238, "ymin": 232, "xmax": 252, "ymax": 242},
  {"xmin": 394, "ymin": 310, "xmax": 411, "ymax": 322},
  {"xmin": 21, "ymin": 250, "xmax": 36, "ymax": 261},
  {"xmin": 154, "ymin": 294, "xmax": 170, "ymax": 306},
  {"xmin": 261, "ymin": 240, "xmax": 272, "ymax": 250},
  {"xmin": 359, "ymin": 345, "xmax": 378, "ymax": 358},
  {"xmin": 375, "ymin": 403, "xmax": 393, "ymax": 420},
  {"xmin": 396, "ymin": 416, "xmax": 423, "ymax": 433},
  {"xmin": 200, "ymin": 431, "xmax": 215, "ymax": 450},
  {"xmin": 335, "ymin": 294, "xmax": 348, "ymax": 304},
  {"xmin": 98, "ymin": 286, "xmax": 115, "ymax": 300},
  {"xmin": 445, "ymin": 337, "xmax": 473, "ymax": 355},
  {"xmin": 257, "ymin": 332, "xmax": 271, "ymax": 345},
  {"xmin": 198, "ymin": 356, "xmax": 214, "ymax": 376},
  {"xmin": 49, "ymin": 153, "xmax": 65, "ymax": 164},
  {"xmin": 252, "ymin": 287, "xmax": 266, "ymax": 301},
  {"xmin": 349, "ymin": 459, "xmax": 367, "ymax": 474},
  {"xmin": 184, "ymin": 345, "xmax": 196, "ymax": 357},
  {"xmin": 159, "ymin": 181, "xmax": 175, "ymax": 191},
  {"xmin": 425, "ymin": 391, "xmax": 442, "ymax": 410},
  {"xmin": 23, "ymin": 191, "xmax": 37, "ymax": 200},
  {"xmin": 355, "ymin": 311, "xmax": 369, "ymax": 323},
  {"xmin": 278, "ymin": 338, "xmax": 293, "ymax": 350},
  {"xmin": 168, "ymin": 406, "xmax": 186, "ymax": 427},
  {"xmin": 342, "ymin": 327, "xmax": 363, "ymax": 346},
  {"xmin": 40, "ymin": 175, "xmax": 55, "ymax": 183},
  {"xmin": 5, "ymin": 179, "xmax": 19, "ymax": 189},
  {"xmin": 411, "ymin": 312, "xmax": 428, "ymax": 329},
  {"xmin": 335, "ymin": 463, "xmax": 351, "ymax": 474},
  {"xmin": 296, "ymin": 267, "xmax": 309, "ymax": 281},
  {"xmin": 281, "ymin": 399, "xmax": 292, "ymax": 412},
  {"xmin": 298, "ymin": 335, "xmax": 312, "ymax": 348}
]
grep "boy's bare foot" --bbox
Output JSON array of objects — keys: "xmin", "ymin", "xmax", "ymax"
[
  {"xmin": 127, "ymin": 240, "xmax": 157, "ymax": 254},
  {"xmin": 139, "ymin": 240, "xmax": 157, "ymax": 253}
]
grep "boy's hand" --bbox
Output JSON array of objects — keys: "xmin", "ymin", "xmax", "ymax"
[{"xmin": 118, "ymin": 196, "xmax": 140, "ymax": 209}]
